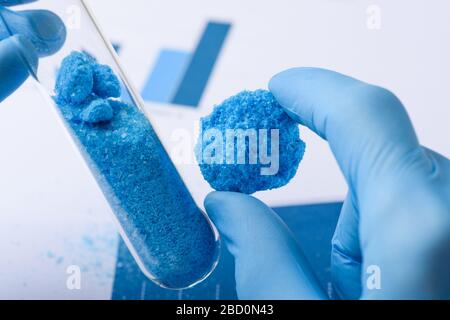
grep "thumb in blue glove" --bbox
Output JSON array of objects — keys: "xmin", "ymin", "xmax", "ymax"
[
  {"xmin": 0, "ymin": 0, "xmax": 66, "ymax": 102},
  {"xmin": 205, "ymin": 67, "xmax": 450, "ymax": 300}
]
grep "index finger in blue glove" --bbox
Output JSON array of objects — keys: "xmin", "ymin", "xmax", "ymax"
[
  {"xmin": 269, "ymin": 67, "xmax": 426, "ymax": 197},
  {"xmin": 0, "ymin": 0, "xmax": 36, "ymax": 6},
  {"xmin": 0, "ymin": 6, "xmax": 66, "ymax": 56},
  {"xmin": 0, "ymin": 34, "xmax": 38, "ymax": 102}
]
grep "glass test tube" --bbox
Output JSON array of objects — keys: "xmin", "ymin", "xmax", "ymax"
[{"xmin": 1, "ymin": 0, "xmax": 220, "ymax": 289}]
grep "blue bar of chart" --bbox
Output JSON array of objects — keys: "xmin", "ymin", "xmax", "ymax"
[{"xmin": 141, "ymin": 21, "xmax": 231, "ymax": 108}]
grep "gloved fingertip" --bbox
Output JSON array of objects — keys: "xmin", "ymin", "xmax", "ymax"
[
  {"xmin": 204, "ymin": 191, "xmax": 226, "ymax": 207},
  {"xmin": 204, "ymin": 191, "xmax": 273, "ymax": 237},
  {"xmin": 1, "ymin": 7, "xmax": 66, "ymax": 57},
  {"xmin": 0, "ymin": 34, "xmax": 38, "ymax": 101},
  {"xmin": 268, "ymin": 67, "xmax": 296, "ymax": 97},
  {"xmin": 204, "ymin": 191, "xmax": 327, "ymax": 300},
  {"xmin": 269, "ymin": 67, "xmax": 314, "ymax": 92},
  {"xmin": 0, "ymin": 0, "xmax": 36, "ymax": 6}
]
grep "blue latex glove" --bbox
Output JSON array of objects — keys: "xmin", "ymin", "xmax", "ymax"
[
  {"xmin": 0, "ymin": 0, "xmax": 66, "ymax": 102},
  {"xmin": 205, "ymin": 68, "xmax": 450, "ymax": 300}
]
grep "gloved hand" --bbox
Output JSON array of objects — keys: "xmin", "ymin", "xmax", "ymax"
[
  {"xmin": 0, "ymin": 0, "xmax": 66, "ymax": 102},
  {"xmin": 205, "ymin": 67, "xmax": 450, "ymax": 300}
]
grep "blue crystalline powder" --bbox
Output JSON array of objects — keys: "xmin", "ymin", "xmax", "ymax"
[
  {"xmin": 55, "ymin": 51, "xmax": 217, "ymax": 288},
  {"xmin": 196, "ymin": 90, "xmax": 306, "ymax": 194}
]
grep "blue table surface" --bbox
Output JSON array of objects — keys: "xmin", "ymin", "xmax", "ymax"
[{"xmin": 112, "ymin": 202, "xmax": 342, "ymax": 300}]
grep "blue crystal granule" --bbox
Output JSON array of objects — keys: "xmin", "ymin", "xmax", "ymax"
[
  {"xmin": 196, "ymin": 90, "xmax": 305, "ymax": 194},
  {"xmin": 55, "ymin": 51, "xmax": 217, "ymax": 288}
]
